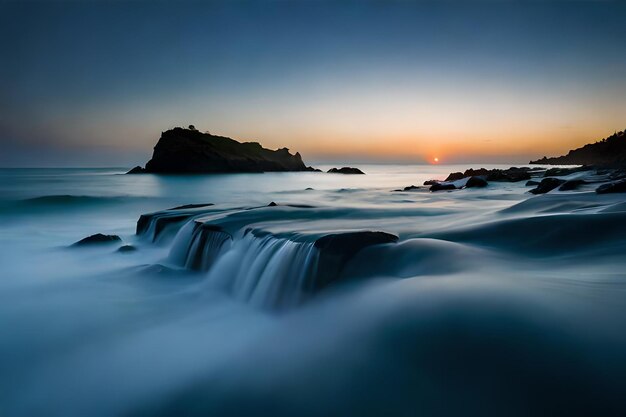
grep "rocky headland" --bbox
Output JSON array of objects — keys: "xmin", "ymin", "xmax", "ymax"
[
  {"xmin": 530, "ymin": 130, "xmax": 626, "ymax": 166},
  {"xmin": 128, "ymin": 126, "xmax": 317, "ymax": 174}
]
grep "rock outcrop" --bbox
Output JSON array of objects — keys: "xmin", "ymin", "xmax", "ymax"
[
  {"xmin": 327, "ymin": 167, "xmax": 365, "ymax": 174},
  {"xmin": 312, "ymin": 231, "xmax": 398, "ymax": 290},
  {"xmin": 559, "ymin": 179, "xmax": 587, "ymax": 191},
  {"xmin": 529, "ymin": 178, "xmax": 565, "ymax": 194},
  {"xmin": 430, "ymin": 183, "xmax": 456, "ymax": 192},
  {"xmin": 444, "ymin": 167, "xmax": 537, "ymax": 183},
  {"xmin": 596, "ymin": 179, "xmax": 626, "ymax": 194},
  {"xmin": 530, "ymin": 130, "xmax": 626, "ymax": 166},
  {"xmin": 465, "ymin": 176, "xmax": 488, "ymax": 188},
  {"xmin": 130, "ymin": 127, "xmax": 316, "ymax": 174},
  {"xmin": 72, "ymin": 233, "xmax": 121, "ymax": 246}
]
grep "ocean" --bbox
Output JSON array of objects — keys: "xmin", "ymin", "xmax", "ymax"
[{"xmin": 0, "ymin": 165, "xmax": 625, "ymax": 416}]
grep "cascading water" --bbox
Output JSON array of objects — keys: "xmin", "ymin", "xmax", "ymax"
[
  {"xmin": 166, "ymin": 214, "xmax": 322, "ymax": 309},
  {"xmin": 165, "ymin": 215, "xmax": 400, "ymax": 309},
  {"xmin": 137, "ymin": 212, "xmax": 196, "ymax": 243},
  {"xmin": 203, "ymin": 232, "xmax": 319, "ymax": 309},
  {"xmin": 168, "ymin": 221, "xmax": 232, "ymax": 270}
]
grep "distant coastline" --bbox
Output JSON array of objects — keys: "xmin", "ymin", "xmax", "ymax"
[{"xmin": 530, "ymin": 130, "xmax": 626, "ymax": 166}]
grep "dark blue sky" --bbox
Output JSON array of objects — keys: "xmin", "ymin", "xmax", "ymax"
[{"xmin": 1, "ymin": 1, "xmax": 625, "ymax": 166}]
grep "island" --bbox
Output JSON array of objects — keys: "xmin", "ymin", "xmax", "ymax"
[
  {"xmin": 327, "ymin": 167, "xmax": 365, "ymax": 174},
  {"xmin": 128, "ymin": 126, "xmax": 318, "ymax": 174},
  {"xmin": 530, "ymin": 130, "xmax": 626, "ymax": 166}
]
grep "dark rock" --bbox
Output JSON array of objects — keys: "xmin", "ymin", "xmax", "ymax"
[
  {"xmin": 117, "ymin": 245, "xmax": 137, "ymax": 253},
  {"xmin": 268, "ymin": 202, "xmax": 278, "ymax": 207},
  {"xmin": 445, "ymin": 167, "xmax": 533, "ymax": 183},
  {"xmin": 596, "ymin": 179, "xmax": 626, "ymax": 194},
  {"xmin": 465, "ymin": 176, "xmax": 488, "ymax": 188},
  {"xmin": 305, "ymin": 187, "xmax": 314, "ymax": 190},
  {"xmin": 72, "ymin": 233, "xmax": 121, "ymax": 246},
  {"xmin": 530, "ymin": 130, "xmax": 626, "ymax": 166},
  {"xmin": 137, "ymin": 127, "xmax": 313, "ymax": 174},
  {"xmin": 126, "ymin": 166, "xmax": 145, "ymax": 174},
  {"xmin": 423, "ymin": 180, "xmax": 439, "ymax": 186},
  {"xmin": 486, "ymin": 168, "xmax": 531, "ymax": 182},
  {"xmin": 327, "ymin": 167, "xmax": 365, "ymax": 175},
  {"xmin": 529, "ymin": 178, "xmax": 566, "ymax": 194},
  {"xmin": 402, "ymin": 185, "xmax": 420, "ymax": 191},
  {"xmin": 526, "ymin": 180, "xmax": 540, "ymax": 186},
  {"xmin": 445, "ymin": 172, "xmax": 464, "ymax": 181},
  {"xmin": 312, "ymin": 231, "xmax": 398, "ymax": 290},
  {"xmin": 608, "ymin": 169, "xmax": 626, "ymax": 180},
  {"xmin": 465, "ymin": 168, "xmax": 491, "ymax": 177},
  {"xmin": 167, "ymin": 203, "xmax": 214, "ymax": 210},
  {"xmin": 559, "ymin": 179, "xmax": 587, "ymax": 191},
  {"xmin": 543, "ymin": 166, "xmax": 592, "ymax": 177},
  {"xmin": 393, "ymin": 185, "xmax": 421, "ymax": 191},
  {"xmin": 430, "ymin": 183, "xmax": 456, "ymax": 192}
]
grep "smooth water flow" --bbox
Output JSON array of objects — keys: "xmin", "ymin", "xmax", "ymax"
[{"xmin": 1, "ymin": 166, "xmax": 625, "ymax": 417}]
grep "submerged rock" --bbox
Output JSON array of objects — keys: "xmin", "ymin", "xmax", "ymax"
[
  {"xmin": 313, "ymin": 231, "xmax": 399, "ymax": 290},
  {"xmin": 167, "ymin": 203, "xmax": 214, "ymax": 210},
  {"xmin": 430, "ymin": 183, "xmax": 456, "ymax": 192},
  {"xmin": 596, "ymin": 179, "xmax": 626, "ymax": 194},
  {"xmin": 465, "ymin": 176, "xmax": 488, "ymax": 188},
  {"xmin": 117, "ymin": 245, "xmax": 137, "ymax": 253},
  {"xmin": 268, "ymin": 202, "xmax": 278, "ymax": 207},
  {"xmin": 72, "ymin": 233, "xmax": 121, "ymax": 246},
  {"xmin": 559, "ymin": 179, "xmax": 587, "ymax": 191},
  {"xmin": 396, "ymin": 185, "xmax": 420, "ymax": 192},
  {"xmin": 543, "ymin": 166, "xmax": 592, "ymax": 177},
  {"xmin": 126, "ymin": 166, "xmax": 145, "ymax": 174},
  {"xmin": 526, "ymin": 180, "xmax": 540, "ymax": 186},
  {"xmin": 327, "ymin": 167, "xmax": 365, "ymax": 174},
  {"xmin": 133, "ymin": 127, "xmax": 316, "ymax": 174},
  {"xmin": 529, "ymin": 178, "xmax": 566, "ymax": 194}
]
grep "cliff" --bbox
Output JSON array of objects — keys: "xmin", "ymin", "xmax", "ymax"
[
  {"xmin": 131, "ymin": 127, "xmax": 316, "ymax": 174},
  {"xmin": 530, "ymin": 130, "xmax": 626, "ymax": 166}
]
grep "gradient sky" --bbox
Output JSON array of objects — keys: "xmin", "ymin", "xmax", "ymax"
[{"xmin": 1, "ymin": 0, "xmax": 625, "ymax": 167}]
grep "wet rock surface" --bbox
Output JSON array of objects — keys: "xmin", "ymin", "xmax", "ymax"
[
  {"xmin": 529, "ymin": 178, "xmax": 566, "ymax": 194},
  {"xmin": 559, "ymin": 179, "xmax": 587, "ymax": 191},
  {"xmin": 430, "ymin": 183, "xmax": 456, "ymax": 192},
  {"xmin": 596, "ymin": 179, "xmax": 626, "ymax": 194},
  {"xmin": 465, "ymin": 176, "xmax": 488, "ymax": 188}
]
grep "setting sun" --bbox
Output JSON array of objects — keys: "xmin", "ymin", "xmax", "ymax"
[{"xmin": 433, "ymin": 157, "xmax": 439, "ymax": 163}]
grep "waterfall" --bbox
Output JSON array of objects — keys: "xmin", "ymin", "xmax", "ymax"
[
  {"xmin": 203, "ymin": 232, "xmax": 319, "ymax": 309},
  {"xmin": 137, "ymin": 212, "xmax": 195, "ymax": 243},
  {"xmin": 168, "ymin": 221, "xmax": 232, "ymax": 270},
  {"xmin": 165, "ymin": 218, "xmax": 399, "ymax": 309}
]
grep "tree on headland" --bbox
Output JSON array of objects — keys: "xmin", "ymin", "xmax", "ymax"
[{"xmin": 188, "ymin": 124, "xmax": 196, "ymax": 131}]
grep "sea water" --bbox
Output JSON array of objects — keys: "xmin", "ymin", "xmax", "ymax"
[{"xmin": 0, "ymin": 165, "xmax": 625, "ymax": 416}]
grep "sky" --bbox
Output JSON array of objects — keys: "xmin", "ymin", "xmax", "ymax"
[{"xmin": 0, "ymin": 0, "xmax": 625, "ymax": 167}]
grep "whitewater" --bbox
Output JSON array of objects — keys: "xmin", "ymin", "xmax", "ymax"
[{"xmin": 0, "ymin": 164, "xmax": 625, "ymax": 416}]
